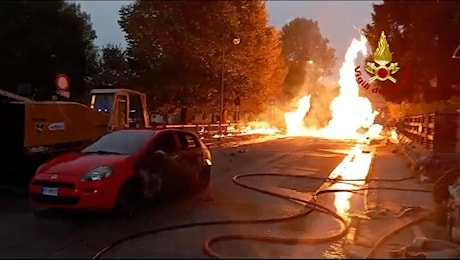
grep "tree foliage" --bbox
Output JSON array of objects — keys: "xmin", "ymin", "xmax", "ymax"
[
  {"xmin": 280, "ymin": 18, "xmax": 336, "ymax": 99},
  {"xmin": 96, "ymin": 44, "xmax": 131, "ymax": 86},
  {"xmin": 364, "ymin": 0, "xmax": 460, "ymax": 104},
  {"xmin": 119, "ymin": 0, "xmax": 287, "ymax": 114},
  {"xmin": 0, "ymin": 1, "xmax": 99, "ymax": 99}
]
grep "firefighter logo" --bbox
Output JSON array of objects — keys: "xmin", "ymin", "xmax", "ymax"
[{"xmin": 366, "ymin": 31, "xmax": 399, "ymax": 83}]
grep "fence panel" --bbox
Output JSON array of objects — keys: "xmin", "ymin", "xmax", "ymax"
[{"xmin": 402, "ymin": 112, "xmax": 459, "ymax": 153}]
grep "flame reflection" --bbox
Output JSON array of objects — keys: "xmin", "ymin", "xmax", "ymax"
[{"xmin": 330, "ymin": 145, "xmax": 373, "ymax": 223}]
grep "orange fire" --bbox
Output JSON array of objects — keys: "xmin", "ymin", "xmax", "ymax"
[
  {"xmin": 283, "ymin": 34, "xmax": 381, "ymax": 224},
  {"xmin": 283, "ymin": 35, "xmax": 383, "ymax": 142},
  {"xmin": 330, "ymin": 144, "xmax": 374, "ymax": 222},
  {"xmin": 240, "ymin": 121, "xmax": 281, "ymax": 135}
]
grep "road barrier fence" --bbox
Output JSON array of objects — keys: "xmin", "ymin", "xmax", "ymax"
[{"xmin": 398, "ymin": 111, "xmax": 460, "ymax": 182}]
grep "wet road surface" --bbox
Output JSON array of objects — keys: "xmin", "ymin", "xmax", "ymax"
[{"xmin": 0, "ymin": 137, "xmax": 361, "ymax": 258}]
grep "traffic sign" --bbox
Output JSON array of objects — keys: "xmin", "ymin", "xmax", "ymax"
[
  {"xmin": 269, "ymin": 98, "xmax": 276, "ymax": 106},
  {"xmin": 55, "ymin": 74, "xmax": 70, "ymax": 91}
]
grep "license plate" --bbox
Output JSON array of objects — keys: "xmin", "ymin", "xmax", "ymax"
[{"xmin": 41, "ymin": 187, "xmax": 59, "ymax": 196}]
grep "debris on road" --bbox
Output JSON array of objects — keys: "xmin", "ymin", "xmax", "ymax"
[
  {"xmin": 343, "ymin": 142, "xmax": 460, "ymax": 259},
  {"xmin": 389, "ymin": 236, "xmax": 460, "ymax": 258}
]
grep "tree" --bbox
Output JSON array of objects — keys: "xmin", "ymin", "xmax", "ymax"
[
  {"xmin": 280, "ymin": 18, "xmax": 336, "ymax": 99},
  {"xmin": 363, "ymin": 0, "xmax": 460, "ymax": 103},
  {"xmin": 119, "ymin": 0, "xmax": 287, "ymax": 115},
  {"xmin": 120, "ymin": 1, "xmax": 230, "ymax": 111},
  {"xmin": 0, "ymin": 1, "xmax": 99, "ymax": 99},
  {"xmin": 96, "ymin": 44, "xmax": 131, "ymax": 85}
]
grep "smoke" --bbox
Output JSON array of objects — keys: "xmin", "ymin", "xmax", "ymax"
[
  {"xmin": 304, "ymin": 83, "xmax": 340, "ymax": 129},
  {"xmin": 284, "ymin": 72, "xmax": 339, "ymax": 130}
]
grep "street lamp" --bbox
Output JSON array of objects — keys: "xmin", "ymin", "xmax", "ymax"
[{"xmin": 218, "ymin": 28, "xmax": 240, "ymax": 137}]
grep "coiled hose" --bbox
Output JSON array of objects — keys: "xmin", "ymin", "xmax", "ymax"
[{"xmin": 91, "ymin": 173, "xmax": 431, "ymax": 259}]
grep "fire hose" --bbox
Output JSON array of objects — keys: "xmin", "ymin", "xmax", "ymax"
[{"xmin": 90, "ymin": 172, "xmax": 440, "ymax": 259}]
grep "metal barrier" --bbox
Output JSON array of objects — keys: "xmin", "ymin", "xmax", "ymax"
[
  {"xmin": 400, "ymin": 111, "xmax": 460, "ymax": 182},
  {"xmin": 151, "ymin": 123, "xmax": 240, "ymax": 135},
  {"xmin": 402, "ymin": 112, "xmax": 459, "ymax": 153}
]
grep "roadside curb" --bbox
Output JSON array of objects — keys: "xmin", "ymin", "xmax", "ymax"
[{"xmin": 365, "ymin": 145, "xmax": 378, "ymax": 212}]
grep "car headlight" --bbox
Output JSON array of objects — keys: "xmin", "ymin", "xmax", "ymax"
[{"xmin": 81, "ymin": 166, "xmax": 113, "ymax": 181}]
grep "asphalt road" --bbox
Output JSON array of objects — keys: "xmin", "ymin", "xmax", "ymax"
[{"xmin": 0, "ymin": 137, "xmax": 356, "ymax": 259}]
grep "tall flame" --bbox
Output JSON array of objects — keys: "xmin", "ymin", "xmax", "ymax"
[
  {"xmin": 284, "ymin": 95, "xmax": 312, "ymax": 136},
  {"xmin": 284, "ymin": 34, "xmax": 382, "ymax": 141}
]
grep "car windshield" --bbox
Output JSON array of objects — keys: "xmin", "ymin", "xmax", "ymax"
[{"xmin": 81, "ymin": 130, "xmax": 156, "ymax": 155}]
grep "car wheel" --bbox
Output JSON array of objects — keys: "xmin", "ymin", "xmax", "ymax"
[
  {"xmin": 149, "ymin": 171, "xmax": 164, "ymax": 199},
  {"xmin": 115, "ymin": 180, "xmax": 143, "ymax": 216},
  {"xmin": 196, "ymin": 166, "xmax": 211, "ymax": 190}
]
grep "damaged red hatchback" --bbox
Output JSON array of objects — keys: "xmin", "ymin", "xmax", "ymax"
[{"xmin": 29, "ymin": 129, "xmax": 212, "ymax": 214}]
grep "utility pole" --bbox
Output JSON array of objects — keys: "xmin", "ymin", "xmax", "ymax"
[
  {"xmin": 218, "ymin": 24, "xmax": 241, "ymax": 138},
  {"xmin": 218, "ymin": 28, "xmax": 225, "ymax": 138}
]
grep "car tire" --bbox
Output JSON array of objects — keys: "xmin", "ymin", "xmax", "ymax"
[
  {"xmin": 115, "ymin": 180, "xmax": 143, "ymax": 216},
  {"xmin": 196, "ymin": 166, "xmax": 211, "ymax": 190}
]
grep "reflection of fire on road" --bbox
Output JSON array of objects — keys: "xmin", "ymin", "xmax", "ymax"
[
  {"xmin": 284, "ymin": 34, "xmax": 383, "ymax": 142},
  {"xmin": 282, "ymin": 34, "xmax": 380, "ymax": 224},
  {"xmin": 330, "ymin": 145, "xmax": 373, "ymax": 223}
]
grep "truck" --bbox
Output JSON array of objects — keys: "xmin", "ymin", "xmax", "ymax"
[{"xmin": 0, "ymin": 87, "xmax": 150, "ymax": 185}]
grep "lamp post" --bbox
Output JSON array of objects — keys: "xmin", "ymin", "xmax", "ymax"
[{"xmin": 218, "ymin": 26, "xmax": 240, "ymax": 137}]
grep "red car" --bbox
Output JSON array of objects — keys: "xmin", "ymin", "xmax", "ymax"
[{"xmin": 29, "ymin": 129, "xmax": 212, "ymax": 214}]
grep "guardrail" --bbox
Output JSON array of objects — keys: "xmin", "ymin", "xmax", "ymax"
[
  {"xmin": 399, "ymin": 111, "xmax": 460, "ymax": 182},
  {"xmin": 401, "ymin": 112, "xmax": 460, "ymax": 153},
  {"xmin": 151, "ymin": 122, "xmax": 240, "ymax": 134}
]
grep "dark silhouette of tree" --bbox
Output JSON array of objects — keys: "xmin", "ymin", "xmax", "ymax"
[
  {"xmin": 280, "ymin": 18, "xmax": 336, "ymax": 99},
  {"xmin": 96, "ymin": 44, "xmax": 131, "ymax": 86},
  {"xmin": 119, "ymin": 0, "xmax": 287, "ymax": 114},
  {"xmin": 0, "ymin": 1, "xmax": 99, "ymax": 99},
  {"xmin": 364, "ymin": 0, "xmax": 460, "ymax": 103}
]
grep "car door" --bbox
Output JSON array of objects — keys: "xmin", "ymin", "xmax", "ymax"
[
  {"xmin": 175, "ymin": 131, "xmax": 204, "ymax": 184},
  {"xmin": 138, "ymin": 130, "xmax": 182, "ymax": 196}
]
